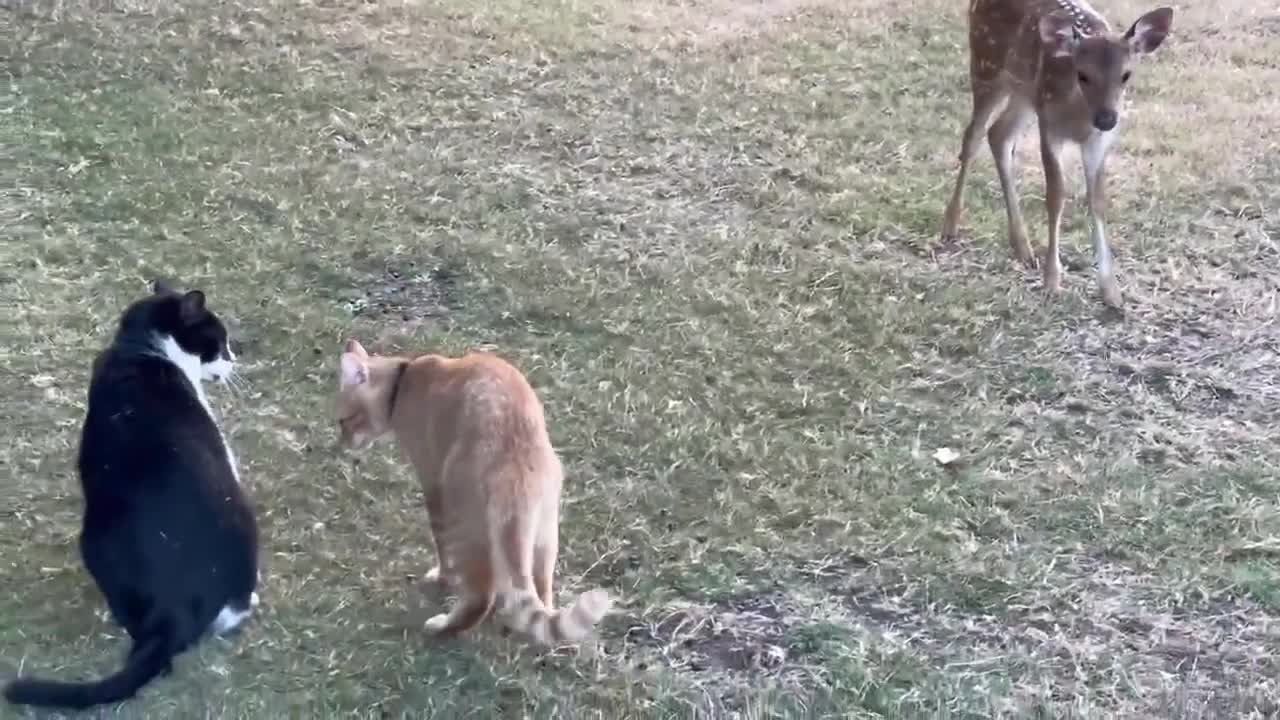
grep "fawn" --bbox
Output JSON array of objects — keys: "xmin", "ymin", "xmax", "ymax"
[{"xmin": 940, "ymin": 0, "xmax": 1173, "ymax": 308}]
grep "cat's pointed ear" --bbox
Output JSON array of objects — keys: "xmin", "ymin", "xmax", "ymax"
[
  {"xmin": 344, "ymin": 339, "xmax": 369, "ymax": 359},
  {"xmin": 340, "ymin": 352, "xmax": 369, "ymax": 387},
  {"xmin": 178, "ymin": 290, "xmax": 206, "ymax": 324}
]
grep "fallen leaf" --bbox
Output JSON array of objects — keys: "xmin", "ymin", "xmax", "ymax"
[{"xmin": 932, "ymin": 447, "xmax": 960, "ymax": 466}]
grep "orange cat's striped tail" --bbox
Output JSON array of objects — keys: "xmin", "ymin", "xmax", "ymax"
[{"xmin": 497, "ymin": 589, "xmax": 611, "ymax": 646}]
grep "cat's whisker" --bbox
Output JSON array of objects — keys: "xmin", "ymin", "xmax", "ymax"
[{"xmin": 223, "ymin": 367, "xmax": 250, "ymax": 396}]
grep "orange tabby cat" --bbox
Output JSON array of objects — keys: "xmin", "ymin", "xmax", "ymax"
[{"xmin": 335, "ymin": 339, "xmax": 611, "ymax": 645}]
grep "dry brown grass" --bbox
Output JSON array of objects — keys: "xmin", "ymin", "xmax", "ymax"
[
  {"xmin": 2, "ymin": 0, "xmax": 1278, "ymax": 717},
  {"xmin": 613, "ymin": 0, "xmax": 849, "ymax": 47}
]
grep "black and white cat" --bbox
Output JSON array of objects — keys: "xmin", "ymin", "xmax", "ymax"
[{"xmin": 4, "ymin": 281, "xmax": 260, "ymax": 710}]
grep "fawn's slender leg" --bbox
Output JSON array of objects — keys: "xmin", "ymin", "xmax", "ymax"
[
  {"xmin": 1081, "ymin": 131, "xmax": 1121, "ymax": 307},
  {"xmin": 942, "ymin": 86, "xmax": 1009, "ymax": 241},
  {"xmin": 1040, "ymin": 126, "xmax": 1067, "ymax": 293},
  {"xmin": 987, "ymin": 101, "xmax": 1037, "ymax": 267}
]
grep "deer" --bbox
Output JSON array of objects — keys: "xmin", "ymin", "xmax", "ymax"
[{"xmin": 939, "ymin": 0, "xmax": 1173, "ymax": 308}]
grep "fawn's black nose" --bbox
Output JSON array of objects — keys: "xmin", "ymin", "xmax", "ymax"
[{"xmin": 1093, "ymin": 110, "xmax": 1118, "ymax": 132}]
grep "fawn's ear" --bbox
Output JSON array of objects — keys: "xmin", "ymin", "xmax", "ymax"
[
  {"xmin": 344, "ymin": 338, "xmax": 369, "ymax": 359},
  {"xmin": 1125, "ymin": 7, "xmax": 1173, "ymax": 55},
  {"xmin": 339, "ymin": 352, "xmax": 369, "ymax": 388},
  {"xmin": 1039, "ymin": 11, "xmax": 1080, "ymax": 58}
]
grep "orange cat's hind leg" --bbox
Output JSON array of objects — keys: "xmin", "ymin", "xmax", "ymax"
[
  {"xmin": 424, "ymin": 545, "xmax": 494, "ymax": 637},
  {"xmin": 494, "ymin": 507, "xmax": 548, "ymax": 633},
  {"xmin": 533, "ymin": 522, "xmax": 558, "ymax": 611}
]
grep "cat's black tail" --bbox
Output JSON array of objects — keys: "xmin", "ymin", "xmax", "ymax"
[{"xmin": 3, "ymin": 633, "xmax": 171, "ymax": 710}]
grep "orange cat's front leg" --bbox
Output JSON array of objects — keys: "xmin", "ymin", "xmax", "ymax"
[
  {"xmin": 423, "ymin": 484, "xmax": 455, "ymax": 588},
  {"xmin": 424, "ymin": 544, "xmax": 496, "ymax": 637}
]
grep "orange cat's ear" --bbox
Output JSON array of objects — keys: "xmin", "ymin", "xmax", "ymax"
[
  {"xmin": 339, "ymin": 352, "xmax": 369, "ymax": 388},
  {"xmin": 344, "ymin": 339, "xmax": 369, "ymax": 358}
]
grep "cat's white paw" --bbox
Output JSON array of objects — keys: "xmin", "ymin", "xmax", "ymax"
[
  {"xmin": 212, "ymin": 604, "xmax": 253, "ymax": 635},
  {"xmin": 424, "ymin": 566, "xmax": 441, "ymax": 583},
  {"xmin": 424, "ymin": 614, "xmax": 451, "ymax": 633},
  {"xmin": 250, "ymin": 591, "xmax": 260, "ymax": 608}
]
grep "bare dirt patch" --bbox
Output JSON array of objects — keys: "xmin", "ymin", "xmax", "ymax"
[
  {"xmin": 621, "ymin": 591, "xmax": 824, "ymax": 693},
  {"xmin": 1048, "ymin": 209, "xmax": 1280, "ymax": 465},
  {"xmin": 810, "ymin": 557, "xmax": 1280, "ymax": 716},
  {"xmin": 344, "ymin": 260, "xmax": 456, "ymax": 329},
  {"xmin": 616, "ymin": 557, "xmax": 1280, "ymax": 715}
]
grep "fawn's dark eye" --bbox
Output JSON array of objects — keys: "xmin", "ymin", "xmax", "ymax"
[
  {"xmin": 1077, "ymin": 72, "xmax": 1090, "ymax": 84},
  {"xmin": 1121, "ymin": 71, "xmax": 1132, "ymax": 83}
]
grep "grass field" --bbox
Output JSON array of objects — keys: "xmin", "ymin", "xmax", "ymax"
[{"xmin": 2, "ymin": 0, "xmax": 1279, "ymax": 717}]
